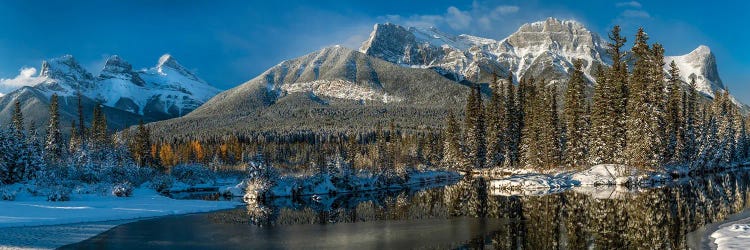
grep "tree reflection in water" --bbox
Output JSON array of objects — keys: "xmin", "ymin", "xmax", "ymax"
[{"xmin": 209, "ymin": 172, "xmax": 750, "ymax": 249}]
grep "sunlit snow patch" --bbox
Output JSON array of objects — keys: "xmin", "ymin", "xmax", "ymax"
[{"xmin": 281, "ymin": 79, "xmax": 402, "ymax": 103}]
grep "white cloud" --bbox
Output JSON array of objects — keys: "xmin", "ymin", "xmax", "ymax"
[
  {"xmin": 492, "ymin": 5, "xmax": 520, "ymax": 17},
  {"xmin": 616, "ymin": 1, "xmax": 642, "ymax": 8},
  {"xmin": 445, "ymin": 6, "xmax": 472, "ymax": 30},
  {"xmin": 0, "ymin": 67, "xmax": 44, "ymax": 95},
  {"xmin": 621, "ymin": 10, "xmax": 651, "ymax": 19},
  {"xmin": 383, "ymin": 4, "xmax": 521, "ymax": 34}
]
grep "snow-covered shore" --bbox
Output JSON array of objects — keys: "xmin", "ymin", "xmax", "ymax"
[
  {"xmin": 712, "ymin": 224, "xmax": 750, "ymax": 250},
  {"xmin": 486, "ymin": 164, "xmax": 673, "ymax": 195},
  {"xmin": 0, "ymin": 187, "xmax": 240, "ymax": 249}
]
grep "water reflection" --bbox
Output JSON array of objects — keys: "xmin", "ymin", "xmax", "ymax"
[
  {"xmin": 64, "ymin": 171, "xmax": 750, "ymax": 249},
  {"xmin": 208, "ymin": 171, "xmax": 750, "ymax": 249}
]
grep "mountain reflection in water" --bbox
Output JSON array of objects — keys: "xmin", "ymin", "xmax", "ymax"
[{"xmin": 65, "ymin": 171, "xmax": 750, "ymax": 249}]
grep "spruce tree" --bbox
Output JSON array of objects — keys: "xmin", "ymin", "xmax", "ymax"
[
  {"xmin": 543, "ymin": 83, "xmax": 563, "ymax": 168},
  {"xmin": 563, "ymin": 59, "xmax": 589, "ymax": 167},
  {"xmin": 650, "ymin": 43, "xmax": 668, "ymax": 165},
  {"xmin": 12, "ymin": 100, "xmax": 24, "ymax": 138},
  {"xmin": 504, "ymin": 74, "xmax": 520, "ymax": 167},
  {"xmin": 69, "ymin": 121, "xmax": 82, "ymax": 153},
  {"xmin": 133, "ymin": 120, "xmax": 152, "ymax": 167},
  {"xmin": 683, "ymin": 77, "xmax": 699, "ymax": 162},
  {"xmin": 607, "ymin": 25, "xmax": 629, "ymax": 164},
  {"xmin": 76, "ymin": 91, "xmax": 85, "ymax": 141},
  {"xmin": 464, "ymin": 84, "xmax": 486, "ymax": 170},
  {"xmin": 486, "ymin": 74, "xmax": 507, "ymax": 167},
  {"xmin": 625, "ymin": 28, "xmax": 659, "ymax": 170},
  {"xmin": 45, "ymin": 94, "xmax": 63, "ymax": 163},
  {"xmin": 520, "ymin": 79, "xmax": 547, "ymax": 168},
  {"xmin": 589, "ymin": 64, "xmax": 615, "ymax": 164},
  {"xmin": 443, "ymin": 112, "xmax": 464, "ymax": 169},
  {"xmin": 665, "ymin": 61, "xmax": 683, "ymax": 162}
]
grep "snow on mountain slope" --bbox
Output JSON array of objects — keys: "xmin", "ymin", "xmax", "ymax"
[
  {"xmin": 91, "ymin": 54, "xmax": 221, "ymax": 117},
  {"xmin": 280, "ymin": 79, "xmax": 402, "ymax": 103},
  {"xmin": 664, "ymin": 45, "xmax": 723, "ymax": 97},
  {"xmin": 360, "ymin": 17, "xmax": 609, "ymax": 84},
  {"xmin": 362, "ymin": 18, "xmax": 743, "ymax": 108},
  {"xmin": 1, "ymin": 54, "xmax": 220, "ymax": 119}
]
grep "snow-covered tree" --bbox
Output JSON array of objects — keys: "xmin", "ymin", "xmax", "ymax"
[
  {"xmin": 442, "ymin": 111, "xmax": 464, "ymax": 169},
  {"xmin": 665, "ymin": 61, "xmax": 683, "ymax": 163},
  {"xmin": 563, "ymin": 59, "xmax": 589, "ymax": 167},
  {"xmin": 464, "ymin": 84, "xmax": 486, "ymax": 170},
  {"xmin": 486, "ymin": 75, "xmax": 507, "ymax": 168},
  {"xmin": 45, "ymin": 94, "xmax": 64, "ymax": 164}
]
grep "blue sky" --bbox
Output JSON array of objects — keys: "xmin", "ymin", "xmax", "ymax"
[{"xmin": 1, "ymin": 0, "xmax": 749, "ymax": 101}]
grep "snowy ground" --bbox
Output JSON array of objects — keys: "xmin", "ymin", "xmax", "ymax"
[
  {"xmin": 712, "ymin": 224, "xmax": 750, "ymax": 250},
  {"xmin": 0, "ymin": 188, "xmax": 240, "ymax": 249},
  {"xmin": 486, "ymin": 164, "xmax": 672, "ymax": 195}
]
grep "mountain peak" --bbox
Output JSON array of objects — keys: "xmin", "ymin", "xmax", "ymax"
[
  {"xmin": 102, "ymin": 55, "xmax": 133, "ymax": 72},
  {"xmin": 690, "ymin": 45, "xmax": 712, "ymax": 56},
  {"xmin": 40, "ymin": 54, "xmax": 80, "ymax": 77},
  {"xmin": 516, "ymin": 17, "xmax": 590, "ymax": 35},
  {"xmin": 38, "ymin": 55, "xmax": 95, "ymax": 89},
  {"xmin": 99, "ymin": 55, "xmax": 145, "ymax": 86},
  {"xmin": 156, "ymin": 54, "xmax": 181, "ymax": 70},
  {"xmin": 665, "ymin": 45, "xmax": 723, "ymax": 97}
]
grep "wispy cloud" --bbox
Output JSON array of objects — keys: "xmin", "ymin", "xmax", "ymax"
[
  {"xmin": 616, "ymin": 1, "xmax": 642, "ymax": 8},
  {"xmin": 0, "ymin": 67, "xmax": 43, "ymax": 95},
  {"xmin": 383, "ymin": 3, "xmax": 522, "ymax": 34},
  {"xmin": 621, "ymin": 10, "xmax": 651, "ymax": 19}
]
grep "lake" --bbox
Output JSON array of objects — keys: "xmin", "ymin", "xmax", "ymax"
[{"xmin": 62, "ymin": 170, "xmax": 750, "ymax": 249}]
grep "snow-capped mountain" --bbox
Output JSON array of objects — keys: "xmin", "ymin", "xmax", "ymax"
[
  {"xmin": 664, "ymin": 45, "xmax": 723, "ymax": 97},
  {"xmin": 361, "ymin": 17, "xmax": 732, "ymax": 102},
  {"xmin": 91, "ymin": 54, "xmax": 220, "ymax": 118},
  {"xmin": 146, "ymin": 46, "xmax": 470, "ymax": 139},
  {"xmin": 2, "ymin": 54, "xmax": 219, "ymax": 119},
  {"xmin": 360, "ymin": 17, "xmax": 610, "ymax": 85},
  {"xmin": 0, "ymin": 54, "xmax": 220, "ymax": 133}
]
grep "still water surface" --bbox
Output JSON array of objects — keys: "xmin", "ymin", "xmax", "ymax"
[{"xmin": 64, "ymin": 170, "xmax": 750, "ymax": 249}]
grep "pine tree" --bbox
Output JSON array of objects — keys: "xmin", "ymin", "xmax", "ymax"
[
  {"xmin": 504, "ymin": 74, "xmax": 520, "ymax": 167},
  {"xmin": 90, "ymin": 103, "xmax": 109, "ymax": 149},
  {"xmin": 563, "ymin": 59, "xmax": 589, "ymax": 167},
  {"xmin": 69, "ymin": 121, "xmax": 82, "ymax": 153},
  {"xmin": 464, "ymin": 84, "xmax": 486, "ymax": 170},
  {"xmin": 486, "ymin": 74, "xmax": 507, "ymax": 167},
  {"xmin": 607, "ymin": 25, "xmax": 629, "ymax": 164},
  {"xmin": 45, "ymin": 94, "xmax": 63, "ymax": 163},
  {"xmin": 519, "ymin": 78, "xmax": 535, "ymax": 167},
  {"xmin": 683, "ymin": 77, "xmax": 699, "ymax": 162},
  {"xmin": 544, "ymin": 83, "xmax": 563, "ymax": 168},
  {"xmin": 76, "ymin": 91, "xmax": 85, "ymax": 141},
  {"xmin": 714, "ymin": 91, "xmax": 737, "ymax": 166},
  {"xmin": 589, "ymin": 64, "xmax": 615, "ymax": 164},
  {"xmin": 625, "ymin": 28, "xmax": 660, "ymax": 170},
  {"xmin": 24, "ymin": 124, "xmax": 45, "ymax": 181},
  {"xmin": 650, "ymin": 43, "xmax": 668, "ymax": 165},
  {"xmin": 11, "ymin": 99, "xmax": 24, "ymax": 138},
  {"xmin": 442, "ymin": 112, "xmax": 464, "ymax": 169},
  {"xmin": 132, "ymin": 120, "xmax": 152, "ymax": 167},
  {"xmin": 665, "ymin": 61, "xmax": 683, "ymax": 163}
]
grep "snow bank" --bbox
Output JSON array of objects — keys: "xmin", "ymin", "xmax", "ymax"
[
  {"xmin": 487, "ymin": 164, "xmax": 672, "ymax": 194},
  {"xmin": 572, "ymin": 164, "xmax": 671, "ymax": 186},
  {"xmin": 235, "ymin": 170, "xmax": 460, "ymax": 199},
  {"xmin": 572, "ymin": 164, "xmax": 638, "ymax": 186},
  {"xmin": 711, "ymin": 224, "xmax": 750, "ymax": 250},
  {"xmin": 489, "ymin": 173, "xmax": 573, "ymax": 190},
  {"xmin": 0, "ymin": 188, "xmax": 239, "ymax": 228}
]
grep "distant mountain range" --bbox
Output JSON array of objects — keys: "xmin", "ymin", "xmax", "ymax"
[
  {"xmin": 0, "ymin": 54, "xmax": 219, "ymax": 133},
  {"xmin": 144, "ymin": 17, "xmax": 742, "ymax": 139},
  {"xmin": 0, "ymin": 17, "xmax": 740, "ymax": 138}
]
